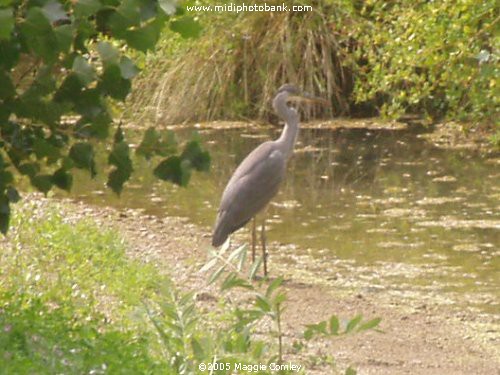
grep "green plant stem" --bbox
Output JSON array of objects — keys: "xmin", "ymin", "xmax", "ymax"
[{"xmin": 277, "ymin": 302, "xmax": 283, "ymax": 364}]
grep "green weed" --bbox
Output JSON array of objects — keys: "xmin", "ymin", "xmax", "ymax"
[{"xmin": 0, "ymin": 202, "xmax": 167, "ymax": 374}]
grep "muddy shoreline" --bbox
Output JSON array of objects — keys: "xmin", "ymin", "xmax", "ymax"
[{"xmin": 32, "ymin": 194, "xmax": 499, "ymax": 375}]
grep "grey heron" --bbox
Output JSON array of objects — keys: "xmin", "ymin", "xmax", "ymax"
[{"xmin": 212, "ymin": 84, "xmax": 327, "ymax": 276}]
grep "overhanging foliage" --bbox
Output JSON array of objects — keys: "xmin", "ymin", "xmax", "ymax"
[{"xmin": 0, "ymin": 0, "xmax": 209, "ymax": 233}]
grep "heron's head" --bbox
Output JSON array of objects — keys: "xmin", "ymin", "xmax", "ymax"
[
  {"xmin": 277, "ymin": 84, "xmax": 301, "ymax": 96},
  {"xmin": 274, "ymin": 84, "xmax": 329, "ymax": 110}
]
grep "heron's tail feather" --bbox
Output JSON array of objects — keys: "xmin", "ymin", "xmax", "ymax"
[
  {"xmin": 212, "ymin": 223, "xmax": 228, "ymax": 247},
  {"xmin": 212, "ymin": 210, "xmax": 250, "ymax": 247}
]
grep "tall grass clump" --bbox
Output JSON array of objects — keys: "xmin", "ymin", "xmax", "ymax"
[{"xmin": 130, "ymin": 0, "xmax": 358, "ymax": 124}]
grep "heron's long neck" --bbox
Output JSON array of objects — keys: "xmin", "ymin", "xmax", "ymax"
[{"xmin": 275, "ymin": 97, "xmax": 299, "ymax": 159}]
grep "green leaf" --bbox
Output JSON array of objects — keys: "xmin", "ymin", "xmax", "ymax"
[
  {"xmin": 20, "ymin": 7, "xmax": 58, "ymax": 63},
  {"xmin": 73, "ymin": 55, "xmax": 97, "ymax": 85},
  {"xmin": 113, "ymin": 125, "xmax": 124, "ymax": 142},
  {"xmin": 0, "ymin": 195, "xmax": 10, "ymax": 234},
  {"xmin": 0, "ymin": 39, "xmax": 20, "ymax": 69},
  {"xmin": 31, "ymin": 174, "xmax": 53, "ymax": 194},
  {"xmin": 0, "ymin": 8, "xmax": 14, "ymax": 40},
  {"xmin": 304, "ymin": 321, "xmax": 328, "ymax": 339},
  {"xmin": 24, "ymin": 66, "xmax": 56, "ymax": 98},
  {"xmin": 69, "ymin": 142, "xmax": 96, "ymax": 177},
  {"xmin": 124, "ymin": 18, "xmax": 165, "ymax": 52},
  {"xmin": 358, "ymin": 317, "xmax": 381, "ymax": 332},
  {"xmin": 273, "ymin": 292, "xmax": 286, "ymax": 305},
  {"xmin": 304, "ymin": 322, "xmax": 323, "ymax": 340},
  {"xmin": 154, "ymin": 156, "xmax": 191, "ymax": 186},
  {"xmin": 199, "ymin": 257, "xmax": 218, "ymax": 273},
  {"xmin": 0, "ymin": 106, "xmax": 10, "ymax": 124},
  {"xmin": 97, "ymin": 41, "xmax": 120, "ymax": 66},
  {"xmin": 12, "ymin": 97, "xmax": 64, "ymax": 126},
  {"xmin": 107, "ymin": 168, "xmax": 129, "ymax": 195},
  {"xmin": 99, "ymin": 64, "xmax": 131, "ymax": 100},
  {"xmin": 315, "ymin": 320, "xmax": 328, "ymax": 334},
  {"xmin": 170, "ymin": 16, "xmax": 202, "ymax": 39},
  {"xmin": 159, "ymin": 0, "xmax": 176, "ymax": 15},
  {"xmin": 51, "ymin": 168, "xmax": 73, "ymax": 191},
  {"xmin": 266, "ymin": 276, "xmax": 284, "ymax": 298},
  {"xmin": 124, "ymin": 27, "xmax": 157, "ymax": 52},
  {"xmin": 220, "ymin": 236, "xmax": 231, "ymax": 254},
  {"xmin": 55, "ymin": 74, "xmax": 83, "ymax": 103},
  {"xmin": 74, "ymin": 0, "xmax": 102, "ymax": 18},
  {"xmin": 42, "ymin": 1, "xmax": 69, "ymax": 23},
  {"xmin": 345, "ymin": 367, "xmax": 357, "ymax": 375},
  {"xmin": 303, "ymin": 327, "xmax": 314, "ymax": 340},
  {"xmin": 227, "ymin": 244, "xmax": 246, "ymax": 263},
  {"xmin": 136, "ymin": 127, "xmax": 160, "ymax": 159},
  {"xmin": 221, "ymin": 273, "xmax": 251, "ymax": 291},
  {"xmin": 33, "ymin": 138, "xmax": 61, "ymax": 164},
  {"xmin": 119, "ymin": 56, "xmax": 139, "ymax": 79},
  {"xmin": 114, "ymin": 0, "xmax": 143, "ymax": 27},
  {"xmin": 72, "ymin": 88, "xmax": 105, "ymax": 120},
  {"xmin": 329, "ymin": 315, "xmax": 340, "ymax": 335},
  {"xmin": 108, "ymin": 11, "xmax": 134, "ymax": 37},
  {"xmin": 136, "ymin": 128, "xmax": 177, "ymax": 159},
  {"xmin": 252, "ymin": 341, "xmax": 265, "ymax": 358},
  {"xmin": 181, "ymin": 140, "xmax": 210, "ymax": 172},
  {"xmin": 248, "ymin": 257, "xmax": 262, "ymax": 280},
  {"xmin": 75, "ymin": 111, "xmax": 112, "ymax": 139},
  {"xmin": 208, "ymin": 265, "xmax": 225, "ymax": 285},
  {"xmin": 0, "ymin": 70, "xmax": 14, "ymax": 99},
  {"xmin": 191, "ymin": 337, "xmax": 204, "ymax": 361},
  {"xmin": 345, "ymin": 315, "xmax": 363, "ymax": 334},
  {"xmin": 234, "ymin": 331, "xmax": 250, "ymax": 352},
  {"xmin": 54, "ymin": 24, "xmax": 73, "ymax": 53},
  {"xmin": 6, "ymin": 186, "xmax": 20, "ymax": 203},
  {"xmin": 62, "ymin": 156, "xmax": 74, "ymax": 170},
  {"xmin": 107, "ymin": 130, "xmax": 133, "ymax": 194},
  {"xmin": 109, "ymin": 129, "xmax": 131, "ymax": 166},
  {"xmin": 254, "ymin": 295, "xmax": 271, "ymax": 312},
  {"xmin": 236, "ymin": 245, "xmax": 247, "ymax": 271},
  {"xmin": 18, "ymin": 163, "xmax": 40, "ymax": 178}
]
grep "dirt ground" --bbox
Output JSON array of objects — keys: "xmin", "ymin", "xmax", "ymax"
[{"xmin": 44, "ymin": 195, "xmax": 498, "ymax": 375}]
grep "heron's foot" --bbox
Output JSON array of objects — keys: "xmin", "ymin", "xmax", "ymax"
[
  {"xmin": 251, "ymin": 273, "xmax": 270, "ymax": 282},
  {"xmin": 249, "ymin": 258, "xmax": 269, "ymax": 281}
]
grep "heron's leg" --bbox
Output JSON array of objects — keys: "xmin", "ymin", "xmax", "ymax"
[
  {"xmin": 261, "ymin": 218, "xmax": 268, "ymax": 277},
  {"xmin": 251, "ymin": 217, "xmax": 257, "ymax": 263}
]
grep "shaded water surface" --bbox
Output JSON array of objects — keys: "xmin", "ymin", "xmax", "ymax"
[{"xmin": 68, "ymin": 124, "xmax": 500, "ymax": 316}]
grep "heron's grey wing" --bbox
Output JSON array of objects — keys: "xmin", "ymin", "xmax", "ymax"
[{"xmin": 212, "ymin": 141, "xmax": 286, "ymax": 246}]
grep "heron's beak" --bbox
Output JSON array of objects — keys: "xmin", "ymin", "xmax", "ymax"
[{"xmin": 288, "ymin": 92, "xmax": 330, "ymax": 106}]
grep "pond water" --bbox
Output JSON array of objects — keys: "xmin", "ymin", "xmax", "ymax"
[{"xmin": 67, "ymin": 123, "xmax": 500, "ymax": 317}]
